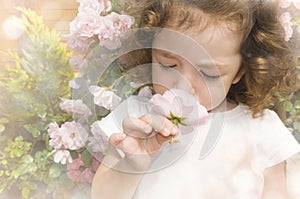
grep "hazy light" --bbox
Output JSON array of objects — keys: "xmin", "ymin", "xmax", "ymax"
[{"xmin": 2, "ymin": 16, "xmax": 25, "ymax": 40}]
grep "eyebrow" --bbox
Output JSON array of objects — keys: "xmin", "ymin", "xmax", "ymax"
[
  {"xmin": 196, "ymin": 61, "xmax": 228, "ymax": 71},
  {"xmin": 153, "ymin": 49, "xmax": 177, "ymax": 58}
]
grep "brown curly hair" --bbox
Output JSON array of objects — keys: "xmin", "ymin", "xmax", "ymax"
[{"xmin": 126, "ymin": 0, "xmax": 299, "ymax": 116}]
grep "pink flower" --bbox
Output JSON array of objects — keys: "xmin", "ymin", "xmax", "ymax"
[
  {"xmin": 150, "ymin": 89, "xmax": 208, "ymax": 134},
  {"xmin": 279, "ymin": 0, "xmax": 300, "ymax": 9},
  {"xmin": 48, "ymin": 122, "xmax": 63, "ymax": 149},
  {"xmin": 66, "ymin": 155, "xmax": 100, "ymax": 183},
  {"xmin": 87, "ymin": 121, "xmax": 109, "ymax": 153},
  {"xmin": 52, "ymin": 150, "xmax": 73, "ymax": 164},
  {"xmin": 98, "ymin": 12, "xmax": 134, "ymax": 49},
  {"xmin": 69, "ymin": 79, "xmax": 80, "ymax": 89},
  {"xmin": 70, "ymin": 8, "xmax": 103, "ymax": 38},
  {"xmin": 130, "ymin": 82, "xmax": 143, "ymax": 89},
  {"xmin": 69, "ymin": 56, "xmax": 88, "ymax": 72},
  {"xmin": 59, "ymin": 98, "xmax": 92, "ymax": 122},
  {"xmin": 67, "ymin": 35, "xmax": 92, "ymax": 53},
  {"xmin": 48, "ymin": 121, "xmax": 89, "ymax": 150},
  {"xmin": 138, "ymin": 86, "xmax": 152, "ymax": 97},
  {"xmin": 77, "ymin": 0, "xmax": 105, "ymax": 14},
  {"xmin": 102, "ymin": 0, "xmax": 112, "ymax": 12},
  {"xmin": 89, "ymin": 85, "xmax": 122, "ymax": 110},
  {"xmin": 279, "ymin": 12, "xmax": 293, "ymax": 41}
]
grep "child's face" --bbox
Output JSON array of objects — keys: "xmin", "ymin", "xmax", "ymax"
[{"xmin": 151, "ymin": 23, "xmax": 244, "ymax": 112}]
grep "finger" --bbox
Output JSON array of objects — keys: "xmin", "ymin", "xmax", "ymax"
[
  {"xmin": 109, "ymin": 133, "xmax": 126, "ymax": 148},
  {"xmin": 110, "ymin": 133, "xmax": 144, "ymax": 155},
  {"xmin": 139, "ymin": 114, "xmax": 179, "ymax": 137},
  {"xmin": 155, "ymin": 133, "xmax": 175, "ymax": 146},
  {"xmin": 122, "ymin": 117, "xmax": 152, "ymax": 137}
]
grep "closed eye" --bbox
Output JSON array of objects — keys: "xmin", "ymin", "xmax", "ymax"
[
  {"xmin": 200, "ymin": 70, "xmax": 221, "ymax": 80},
  {"xmin": 159, "ymin": 63, "xmax": 177, "ymax": 70}
]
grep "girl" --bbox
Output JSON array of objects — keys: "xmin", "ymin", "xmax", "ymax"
[{"xmin": 92, "ymin": 0, "xmax": 300, "ymax": 198}]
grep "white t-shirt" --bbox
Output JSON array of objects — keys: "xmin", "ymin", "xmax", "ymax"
[{"xmin": 99, "ymin": 96, "xmax": 300, "ymax": 199}]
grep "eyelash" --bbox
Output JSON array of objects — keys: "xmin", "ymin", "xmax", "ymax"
[
  {"xmin": 159, "ymin": 63, "xmax": 221, "ymax": 80},
  {"xmin": 200, "ymin": 70, "xmax": 221, "ymax": 80},
  {"xmin": 159, "ymin": 63, "xmax": 177, "ymax": 70}
]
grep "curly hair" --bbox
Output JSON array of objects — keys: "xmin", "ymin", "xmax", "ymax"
[{"xmin": 126, "ymin": 0, "xmax": 299, "ymax": 116}]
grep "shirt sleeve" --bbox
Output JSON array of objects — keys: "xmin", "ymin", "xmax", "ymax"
[
  {"xmin": 99, "ymin": 96, "xmax": 151, "ymax": 138},
  {"xmin": 256, "ymin": 110, "xmax": 300, "ymax": 169}
]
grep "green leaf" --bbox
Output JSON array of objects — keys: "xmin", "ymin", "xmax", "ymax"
[
  {"xmin": 1, "ymin": 159, "xmax": 8, "ymax": 165},
  {"xmin": 70, "ymin": 150, "xmax": 79, "ymax": 160},
  {"xmin": 48, "ymin": 164, "xmax": 62, "ymax": 178},
  {"xmin": 0, "ymin": 118, "xmax": 9, "ymax": 124},
  {"xmin": 293, "ymin": 121, "xmax": 300, "ymax": 132},
  {"xmin": 0, "ymin": 124, "xmax": 5, "ymax": 133},
  {"xmin": 294, "ymin": 100, "xmax": 300, "ymax": 109},
  {"xmin": 81, "ymin": 149, "xmax": 92, "ymax": 168},
  {"xmin": 284, "ymin": 101, "xmax": 294, "ymax": 112},
  {"xmin": 24, "ymin": 124, "xmax": 41, "ymax": 138},
  {"xmin": 22, "ymin": 187, "xmax": 30, "ymax": 199}
]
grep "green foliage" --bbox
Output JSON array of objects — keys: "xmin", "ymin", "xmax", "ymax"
[
  {"xmin": 0, "ymin": 8, "xmax": 83, "ymax": 198},
  {"xmin": 285, "ymin": 89, "xmax": 300, "ymax": 142}
]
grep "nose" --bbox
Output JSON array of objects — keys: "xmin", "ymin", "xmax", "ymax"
[{"xmin": 175, "ymin": 65, "xmax": 197, "ymax": 95}]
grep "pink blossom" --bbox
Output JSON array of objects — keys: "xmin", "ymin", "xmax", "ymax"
[
  {"xmin": 89, "ymin": 85, "xmax": 122, "ymax": 110},
  {"xmin": 59, "ymin": 98, "xmax": 92, "ymax": 122},
  {"xmin": 102, "ymin": 0, "xmax": 112, "ymax": 12},
  {"xmin": 279, "ymin": 12, "xmax": 293, "ymax": 41},
  {"xmin": 70, "ymin": 8, "xmax": 103, "ymax": 37},
  {"xmin": 130, "ymin": 82, "xmax": 143, "ymax": 89},
  {"xmin": 279, "ymin": 0, "xmax": 300, "ymax": 9},
  {"xmin": 67, "ymin": 35, "xmax": 92, "ymax": 53},
  {"xmin": 66, "ymin": 155, "xmax": 100, "ymax": 183},
  {"xmin": 48, "ymin": 121, "xmax": 89, "ymax": 150},
  {"xmin": 77, "ymin": 0, "xmax": 105, "ymax": 14},
  {"xmin": 69, "ymin": 56, "xmax": 88, "ymax": 72},
  {"xmin": 48, "ymin": 122, "xmax": 63, "ymax": 149},
  {"xmin": 98, "ymin": 12, "xmax": 134, "ymax": 49},
  {"xmin": 68, "ymin": 79, "xmax": 80, "ymax": 89},
  {"xmin": 52, "ymin": 150, "xmax": 73, "ymax": 165},
  {"xmin": 138, "ymin": 86, "xmax": 152, "ymax": 97},
  {"xmin": 87, "ymin": 121, "xmax": 109, "ymax": 153},
  {"xmin": 150, "ymin": 89, "xmax": 208, "ymax": 134}
]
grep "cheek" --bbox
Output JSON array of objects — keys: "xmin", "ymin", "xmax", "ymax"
[
  {"xmin": 195, "ymin": 79, "xmax": 229, "ymax": 111},
  {"xmin": 152, "ymin": 67, "xmax": 178, "ymax": 91}
]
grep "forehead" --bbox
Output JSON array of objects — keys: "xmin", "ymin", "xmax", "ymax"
[{"xmin": 152, "ymin": 23, "xmax": 242, "ymax": 65}]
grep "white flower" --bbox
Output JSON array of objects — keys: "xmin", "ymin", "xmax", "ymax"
[
  {"xmin": 89, "ymin": 85, "xmax": 122, "ymax": 110},
  {"xmin": 52, "ymin": 150, "xmax": 73, "ymax": 165}
]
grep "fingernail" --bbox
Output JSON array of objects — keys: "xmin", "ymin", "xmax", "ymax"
[
  {"xmin": 172, "ymin": 127, "xmax": 179, "ymax": 134},
  {"xmin": 118, "ymin": 134, "xmax": 126, "ymax": 139},
  {"xmin": 144, "ymin": 125, "xmax": 152, "ymax": 133},
  {"xmin": 164, "ymin": 127, "xmax": 170, "ymax": 136}
]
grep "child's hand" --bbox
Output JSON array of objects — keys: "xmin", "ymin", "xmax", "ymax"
[{"xmin": 109, "ymin": 114, "xmax": 179, "ymax": 171}]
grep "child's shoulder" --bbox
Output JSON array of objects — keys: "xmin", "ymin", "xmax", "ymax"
[
  {"xmin": 237, "ymin": 104, "xmax": 282, "ymax": 122},
  {"xmin": 226, "ymin": 104, "xmax": 288, "ymax": 134}
]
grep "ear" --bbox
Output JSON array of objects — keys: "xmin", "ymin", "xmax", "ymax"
[{"xmin": 232, "ymin": 67, "xmax": 245, "ymax": 84}]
